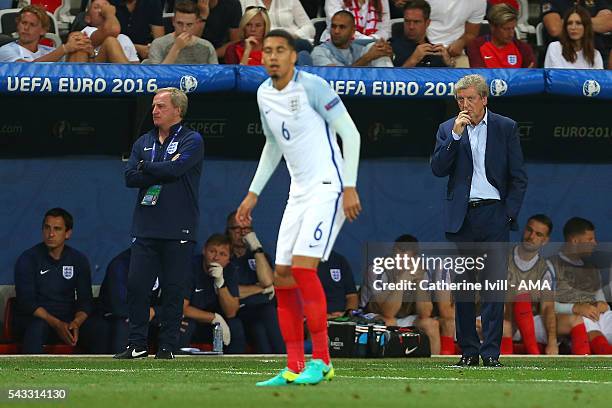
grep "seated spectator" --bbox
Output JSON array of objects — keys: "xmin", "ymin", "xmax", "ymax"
[
  {"xmin": 360, "ymin": 235, "xmax": 440, "ymax": 354},
  {"xmin": 426, "ymin": 0, "xmax": 487, "ymax": 67},
  {"xmin": 97, "ymin": 248, "xmax": 161, "ymax": 354},
  {"xmin": 0, "ymin": 5, "xmax": 92, "ymax": 62},
  {"xmin": 224, "ymin": 5, "xmax": 270, "ymax": 65},
  {"xmin": 78, "ymin": 0, "xmax": 139, "ymax": 63},
  {"xmin": 226, "ymin": 211, "xmax": 284, "ymax": 353},
  {"xmin": 322, "ymin": 0, "xmax": 391, "ymax": 42},
  {"xmin": 550, "ymin": 217, "xmax": 612, "ymax": 354},
  {"xmin": 240, "ymin": 0, "xmax": 316, "ymax": 50},
  {"xmin": 390, "ymin": 0, "xmax": 453, "ymax": 67},
  {"xmin": 317, "ymin": 250, "xmax": 358, "ymax": 318},
  {"xmin": 111, "ymin": 0, "xmax": 164, "ymax": 59},
  {"xmin": 467, "ymin": 3, "xmax": 535, "ymax": 68},
  {"xmin": 501, "ymin": 215, "xmax": 558, "ymax": 355},
  {"xmin": 147, "ymin": 0, "xmax": 217, "ymax": 64},
  {"xmin": 312, "ymin": 10, "xmax": 393, "ymax": 66},
  {"xmin": 541, "ymin": 0, "xmax": 612, "ymax": 67},
  {"xmin": 13, "ymin": 208, "xmax": 104, "ymax": 354},
  {"xmin": 544, "ymin": 6, "xmax": 604, "ymax": 68},
  {"xmin": 192, "ymin": 0, "xmax": 242, "ymax": 60},
  {"xmin": 179, "ymin": 234, "xmax": 247, "ymax": 353}
]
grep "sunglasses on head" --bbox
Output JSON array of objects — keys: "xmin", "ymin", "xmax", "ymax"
[{"xmin": 245, "ymin": 5, "xmax": 267, "ymax": 12}]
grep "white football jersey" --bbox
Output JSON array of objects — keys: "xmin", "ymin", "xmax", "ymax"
[{"xmin": 257, "ymin": 70, "xmax": 348, "ymax": 197}]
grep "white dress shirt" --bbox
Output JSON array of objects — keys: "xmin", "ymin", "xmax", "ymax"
[{"xmin": 452, "ymin": 109, "xmax": 501, "ymax": 201}]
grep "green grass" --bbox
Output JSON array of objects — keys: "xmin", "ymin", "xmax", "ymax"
[{"xmin": 0, "ymin": 357, "xmax": 610, "ymax": 407}]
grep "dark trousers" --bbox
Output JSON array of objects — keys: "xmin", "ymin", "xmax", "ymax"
[
  {"xmin": 16, "ymin": 314, "xmax": 107, "ymax": 354},
  {"xmin": 128, "ymin": 238, "xmax": 193, "ymax": 351},
  {"xmin": 178, "ymin": 316, "xmax": 247, "ymax": 354},
  {"xmin": 446, "ymin": 201, "xmax": 510, "ymax": 360},
  {"xmin": 238, "ymin": 303, "xmax": 285, "ymax": 354},
  {"xmin": 105, "ymin": 316, "xmax": 130, "ymax": 354}
]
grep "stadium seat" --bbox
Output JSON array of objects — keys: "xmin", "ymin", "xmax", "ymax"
[
  {"xmin": 0, "ymin": 0, "xmax": 12, "ymax": 10},
  {"xmin": 480, "ymin": 20, "xmax": 490, "ymax": 36},
  {"xmin": 311, "ymin": 17, "xmax": 325, "ymax": 45},
  {"xmin": 535, "ymin": 21, "xmax": 544, "ymax": 47},
  {"xmin": 44, "ymin": 344, "xmax": 76, "ymax": 354},
  {"xmin": 2, "ymin": 297, "xmax": 15, "ymax": 341},
  {"xmin": 390, "ymin": 17, "xmax": 403, "ymax": 39},
  {"xmin": 0, "ymin": 8, "xmax": 59, "ymax": 35},
  {"xmin": 0, "ymin": 32, "xmax": 12, "ymax": 46},
  {"xmin": 163, "ymin": 12, "xmax": 174, "ymax": 35}
]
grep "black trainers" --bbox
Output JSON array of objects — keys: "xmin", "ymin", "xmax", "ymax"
[
  {"xmin": 155, "ymin": 348, "xmax": 175, "ymax": 359},
  {"xmin": 113, "ymin": 345, "xmax": 148, "ymax": 359}
]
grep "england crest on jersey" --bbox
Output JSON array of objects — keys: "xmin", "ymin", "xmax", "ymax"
[
  {"xmin": 289, "ymin": 96, "xmax": 299, "ymax": 113},
  {"xmin": 248, "ymin": 258, "xmax": 257, "ymax": 271},
  {"xmin": 330, "ymin": 268, "xmax": 341, "ymax": 282},
  {"xmin": 507, "ymin": 54, "xmax": 518, "ymax": 65},
  {"xmin": 166, "ymin": 141, "xmax": 178, "ymax": 155},
  {"xmin": 62, "ymin": 266, "xmax": 74, "ymax": 279}
]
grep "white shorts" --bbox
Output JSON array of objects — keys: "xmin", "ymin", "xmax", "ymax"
[
  {"xmin": 584, "ymin": 310, "xmax": 612, "ymax": 343},
  {"xmin": 396, "ymin": 314, "xmax": 418, "ymax": 327},
  {"xmin": 512, "ymin": 315, "xmax": 548, "ymax": 344},
  {"xmin": 275, "ymin": 185, "xmax": 345, "ymax": 266}
]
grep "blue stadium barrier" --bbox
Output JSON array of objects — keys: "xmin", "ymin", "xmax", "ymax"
[
  {"xmin": 1, "ymin": 63, "xmax": 611, "ymax": 98},
  {"xmin": 0, "ymin": 63, "xmax": 236, "ymax": 95}
]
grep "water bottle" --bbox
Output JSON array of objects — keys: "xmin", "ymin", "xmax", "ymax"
[{"xmin": 213, "ymin": 322, "xmax": 224, "ymax": 353}]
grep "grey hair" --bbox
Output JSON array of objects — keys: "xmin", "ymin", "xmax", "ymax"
[
  {"xmin": 455, "ymin": 74, "xmax": 488, "ymax": 98},
  {"xmin": 155, "ymin": 87, "xmax": 188, "ymax": 118}
]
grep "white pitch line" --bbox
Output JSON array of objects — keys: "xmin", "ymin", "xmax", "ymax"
[{"xmin": 5, "ymin": 368, "xmax": 612, "ymax": 385}]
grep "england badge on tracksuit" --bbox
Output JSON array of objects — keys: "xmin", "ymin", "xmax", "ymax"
[
  {"xmin": 330, "ymin": 268, "xmax": 341, "ymax": 282},
  {"xmin": 167, "ymin": 141, "xmax": 178, "ymax": 155},
  {"xmin": 248, "ymin": 258, "xmax": 257, "ymax": 270},
  {"xmin": 507, "ymin": 55, "xmax": 518, "ymax": 66},
  {"xmin": 63, "ymin": 266, "xmax": 74, "ymax": 279}
]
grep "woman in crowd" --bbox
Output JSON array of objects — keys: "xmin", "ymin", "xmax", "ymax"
[
  {"xmin": 544, "ymin": 6, "xmax": 603, "ymax": 69},
  {"xmin": 224, "ymin": 6, "xmax": 270, "ymax": 65},
  {"xmin": 240, "ymin": 0, "xmax": 315, "ymax": 48}
]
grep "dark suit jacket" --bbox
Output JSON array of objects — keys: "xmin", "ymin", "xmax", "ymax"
[{"xmin": 431, "ymin": 110, "xmax": 528, "ymax": 234}]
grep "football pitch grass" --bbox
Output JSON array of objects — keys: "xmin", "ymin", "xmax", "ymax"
[{"xmin": 0, "ymin": 356, "xmax": 610, "ymax": 407}]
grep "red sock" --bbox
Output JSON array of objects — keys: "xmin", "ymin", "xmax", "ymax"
[
  {"xmin": 570, "ymin": 323, "xmax": 590, "ymax": 355},
  {"xmin": 292, "ymin": 267, "xmax": 330, "ymax": 365},
  {"xmin": 275, "ymin": 285, "xmax": 305, "ymax": 373},
  {"xmin": 513, "ymin": 297, "xmax": 540, "ymax": 354},
  {"xmin": 501, "ymin": 336, "xmax": 514, "ymax": 354},
  {"xmin": 589, "ymin": 335, "xmax": 612, "ymax": 355},
  {"xmin": 440, "ymin": 336, "xmax": 455, "ymax": 355}
]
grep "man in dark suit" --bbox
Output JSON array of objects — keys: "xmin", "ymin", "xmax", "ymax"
[{"xmin": 431, "ymin": 74, "xmax": 527, "ymax": 367}]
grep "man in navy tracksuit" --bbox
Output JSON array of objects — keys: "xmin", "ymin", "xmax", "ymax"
[
  {"xmin": 115, "ymin": 87, "xmax": 204, "ymax": 360},
  {"xmin": 179, "ymin": 233, "xmax": 246, "ymax": 354},
  {"xmin": 14, "ymin": 208, "xmax": 101, "ymax": 353},
  {"xmin": 226, "ymin": 211, "xmax": 284, "ymax": 353},
  {"xmin": 317, "ymin": 250, "xmax": 358, "ymax": 318}
]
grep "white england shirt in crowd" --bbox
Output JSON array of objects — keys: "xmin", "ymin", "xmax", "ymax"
[
  {"xmin": 0, "ymin": 41, "xmax": 54, "ymax": 62},
  {"xmin": 81, "ymin": 26, "xmax": 140, "ymax": 62}
]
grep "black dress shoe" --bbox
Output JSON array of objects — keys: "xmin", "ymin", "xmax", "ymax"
[
  {"xmin": 113, "ymin": 345, "xmax": 148, "ymax": 359},
  {"xmin": 155, "ymin": 348, "xmax": 175, "ymax": 359},
  {"xmin": 482, "ymin": 357, "xmax": 503, "ymax": 367},
  {"xmin": 452, "ymin": 355, "xmax": 479, "ymax": 367}
]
